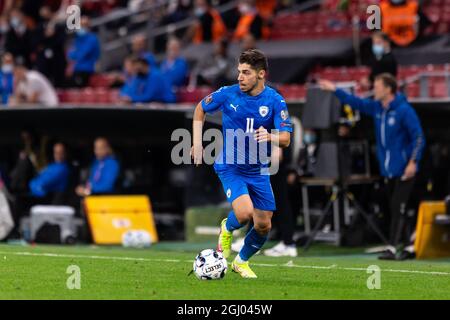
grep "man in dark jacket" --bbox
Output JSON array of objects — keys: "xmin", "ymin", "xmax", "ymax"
[
  {"xmin": 320, "ymin": 73, "xmax": 425, "ymax": 260},
  {"xmin": 368, "ymin": 32, "xmax": 398, "ymax": 84}
]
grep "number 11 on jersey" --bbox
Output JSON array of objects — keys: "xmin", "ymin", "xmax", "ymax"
[{"xmin": 246, "ymin": 118, "xmax": 254, "ymax": 133}]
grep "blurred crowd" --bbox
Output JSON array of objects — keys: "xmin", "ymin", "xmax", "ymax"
[
  {"xmin": 0, "ymin": 0, "xmax": 298, "ymax": 106},
  {"xmin": 0, "ymin": 0, "xmax": 436, "ymax": 106}
]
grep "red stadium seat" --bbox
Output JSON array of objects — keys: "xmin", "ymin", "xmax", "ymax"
[
  {"xmin": 65, "ymin": 89, "xmax": 82, "ymax": 104},
  {"xmin": 79, "ymin": 88, "xmax": 96, "ymax": 104},
  {"xmin": 89, "ymin": 74, "xmax": 113, "ymax": 88},
  {"xmin": 176, "ymin": 87, "xmax": 213, "ymax": 103},
  {"xmin": 94, "ymin": 88, "xmax": 111, "ymax": 104},
  {"xmin": 405, "ymin": 83, "xmax": 420, "ymax": 98},
  {"xmin": 429, "ymin": 77, "xmax": 448, "ymax": 98},
  {"xmin": 277, "ymin": 84, "xmax": 306, "ymax": 101}
]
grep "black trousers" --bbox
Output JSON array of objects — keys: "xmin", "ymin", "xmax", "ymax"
[
  {"xmin": 385, "ymin": 177, "xmax": 416, "ymax": 247},
  {"xmin": 270, "ymin": 168, "xmax": 297, "ymax": 245}
]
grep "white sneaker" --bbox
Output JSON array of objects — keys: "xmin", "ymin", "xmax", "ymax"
[
  {"xmin": 231, "ymin": 237, "xmax": 245, "ymax": 253},
  {"xmin": 264, "ymin": 241, "xmax": 298, "ymax": 257}
]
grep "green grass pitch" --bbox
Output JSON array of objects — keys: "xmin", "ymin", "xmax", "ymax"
[{"xmin": 0, "ymin": 242, "xmax": 449, "ymax": 299}]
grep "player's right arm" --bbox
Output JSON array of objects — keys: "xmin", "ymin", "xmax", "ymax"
[
  {"xmin": 191, "ymin": 102, "xmax": 206, "ymax": 166},
  {"xmin": 191, "ymin": 86, "xmax": 229, "ymax": 166},
  {"xmin": 319, "ymin": 79, "xmax": 377, "ymax": 116}
]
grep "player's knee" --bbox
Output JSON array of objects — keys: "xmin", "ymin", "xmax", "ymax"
[
  {"xmin": 254, "ymin": 220, "xmax": 271, "ymax": 235},
  {"xmin": 234, "ymin": 208, "xmax": 253, "ymax": 223}
]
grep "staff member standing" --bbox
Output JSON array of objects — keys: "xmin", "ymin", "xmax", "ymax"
[{"xmin": 319, "ymin": 73, "xmax": 425, "ymax": 260}]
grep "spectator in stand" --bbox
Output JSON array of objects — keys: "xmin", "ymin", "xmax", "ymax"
[
  {"xmin": 255, "ymin": 0, "xmax": 277, "ymax": 20},
  {"xmin": 10, "ymin": 127, "xmax": 43, "ymax": 194},
  {"xmin": 29, "ymin": 142, "xmax": 70, "ymax": 199},
  {"xmin": 76, "ymin": 137, "xmax": 120, "ymax": 197},
  {"xmin": 362, "ymin": 32, "xmax": 398, "ymax": 89},
  {"xmin": 380, "ymin": 0, "xmax": 420, "ymax": 47},
  {"xmin": 187, "ymin": 0, "xmax": 227, "ymax": 44},
  {"xmin": 109, "ymin": 55, "xmax": 136, "ymax": 88},
  {"xmin": 191, "ymin": 38, "xmax": 235, "ymax": 88},
  {"xmin": 119, "ymin": 57, "xmax": 176, "ymax": 104},
  {"xmin": 227, "ymin": 0, "xmax": 269, "ymax": 41},
  {"xmin": 130, "ymin": 33, "xmax": 158, "ymax": 70},
  {"xmin": 9, "ymin": 62, "xmax": 59, "ymax": 107},
  {"xmin": 162, "ymin": 0, "xmax": 193, "ymax": 24},
  {"xmin": 240, "ymin": 33, "xmax": 257, "ymax": 51},
  {"xmin": 67, "ymin": 15, "xmax": 100, "ymax": 87},
  {"xmin": 35, "ymin": 5, "xmax": 67, "ymax": 87},
  {"xmin": 160, "ymin": 37, "xmax": 188, "ymax": 88},
  {"xmin": 4, "ymin": 9, "xmax": 37, "ymax": 68},
  {"xmin": 0, "ymin": 52, "xmax": 14, "ymax": 105}
]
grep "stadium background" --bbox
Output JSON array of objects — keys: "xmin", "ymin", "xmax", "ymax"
[{"xmin": 0, "ymin": 0, "xmax": 449, "ymax": 252}]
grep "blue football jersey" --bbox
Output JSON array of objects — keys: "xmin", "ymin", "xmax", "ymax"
[{"xmin": 201, "ymin": 84, "xmax": 292, "ymax": 173}]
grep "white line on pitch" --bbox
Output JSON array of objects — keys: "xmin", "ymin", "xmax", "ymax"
[{"xmin": 1, "ymin": 251, "xmax": 450, "ymax": 276}]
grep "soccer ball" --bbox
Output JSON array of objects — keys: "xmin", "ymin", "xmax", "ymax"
[
  {"xmin": 121, "ymin": 230, "xmax": 152, "ymax": 248},
  {"xmin": 193, "ymin": 249, "xmax": 228, "ymax": 280}
]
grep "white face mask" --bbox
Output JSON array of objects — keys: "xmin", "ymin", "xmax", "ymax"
[
  {"xmin": 239, "ymin": 4, "xmax": 252, "ymax": 14},
  {"xmin": 194, "ymin": 7, "xmax": 206, "ymax": 17},
  {"xmin": 2, "ymin": 64, "xmax": 13, "ymax": 73}
]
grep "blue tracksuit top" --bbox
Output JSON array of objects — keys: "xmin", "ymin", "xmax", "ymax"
[
  {"xmin": 68, "ymin": 32, "xmax": 100, "ymax": 73},
  {"xmin": 0, "ymin": 72, "xmax": 13, "ymax": 104},
  {"xmin": 119, "ymin": 69, "xmax": 176, "ymax": 103},
  {"xmin": 29, "ymin": 162, "xmax": 70, "ymax": 197},
  {"xmin": 160, "ymin": 57, "xmax": 188, "ymax": 87},
  {"xmin": 88, "ymin": 156, "xmax": 120, "ymax": 194},
  {"xmin": 335, "ymin": 89, "xmax": 425, "ymax": 178}
]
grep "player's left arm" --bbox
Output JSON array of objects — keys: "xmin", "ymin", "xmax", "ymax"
[
  {"xmin": 254, "ymin": 98, "xmax": 293, "ymax": 148},
  {"xmin": 254, "ymin": 128, "xmax": 290, "ymax": 148}
]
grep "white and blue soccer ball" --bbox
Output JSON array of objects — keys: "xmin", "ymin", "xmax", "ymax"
[
  {"xmin": 121, "ymin": 230, "xmax": 152, "ymax": 248},
  {"xmin": 193, "ymin": 249, "xmax": 228, "ymax": 280}
]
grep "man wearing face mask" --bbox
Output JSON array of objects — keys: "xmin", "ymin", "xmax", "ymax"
[
  {"xmin": 367, "ymin": 32, "xmax": 398, "ymax": 86},
  {"xmin": 0, "ymin": 52, "xmax": 14, "ymax": 105},
  {"xmin": 35, "ymin": 5, "xmax": 67, "ymax": 87},
  {"xmin": 189, "ymin": 0, "xmax": 226, "ymax": 44},
  {"xmin": 4, "ymin": 9, "xmax": 36, "ymax": 68},
  {"xmin": 231, "ymin": 0, "xmax": 269, "ymax": 41},
  {"xmin": 67, "ymin": 15, "xmax": 100, "ymax": 87},
  {"xmin": 119, "ymin": 57, "xmax": 176, "ymax": 104}
]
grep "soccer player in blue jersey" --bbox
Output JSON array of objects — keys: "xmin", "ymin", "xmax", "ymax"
[{"xmin": 191, "ymin": 49, "xmax": 293, "ymax": 278}]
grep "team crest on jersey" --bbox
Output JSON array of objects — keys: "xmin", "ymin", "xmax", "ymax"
[
  {"xmin": 281, "ymin": 110, "xmax": 289, "ymax": 121},
  {"xmin": 226, "ymin": 188, "xmax": 231, "ymax": 198},
  {"xmin": 205, "ymin": 94, "xmax": 213, "ymax": 104},
  {"xmin": 259, "ymin": 106, "xmax": 269, "ymax": 117}
]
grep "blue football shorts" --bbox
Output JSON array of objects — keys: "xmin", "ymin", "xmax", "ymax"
[{"xmin": 215, "ymin": 166, "xmax": 276, "ymax": 212}]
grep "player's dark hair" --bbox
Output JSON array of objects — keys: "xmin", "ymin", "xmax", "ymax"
[
  {"xmin": 239, "ymin": 49, "xmax": 268, "ymax": 72},
  {"xmin": 375, "ymin": 73, "xmax": 397, "ymax": 94}
]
